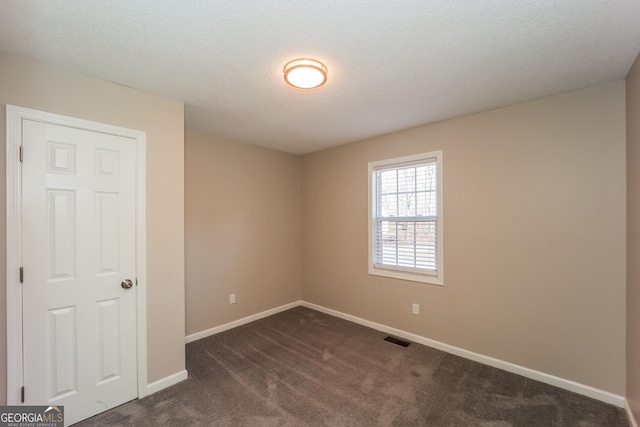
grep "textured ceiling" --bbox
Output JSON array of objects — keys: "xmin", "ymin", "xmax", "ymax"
[{"xmin": 1, "ymin": 1, "xmax": 640, "ymax": 154}]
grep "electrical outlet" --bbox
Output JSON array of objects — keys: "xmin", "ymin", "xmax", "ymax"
[
  {"xmin": 230, "ymin": 293, "xmax": 235, "ymax": 304},
  {"xmin": 412, "ymin": 303, "xmax": 419, "ymax": 315}
]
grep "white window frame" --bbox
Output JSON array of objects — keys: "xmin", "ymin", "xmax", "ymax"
[{"xmin": 368, "ymin": 150, "xmax": 444, "ymax": 285}]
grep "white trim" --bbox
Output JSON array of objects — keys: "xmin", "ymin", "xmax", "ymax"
[
  {"xmin": 627, "ymin": 400, "xmax": 639, "ymax": 427},
  {"xmin": 300, "ymin": 301, "xmax": 626, "ymax": 408},
  {"xmin": 367, "ymin": 150, "xmax": 444, "ymax": 286},
  {"xmin": 185, "ymin": 300, "xmax": 624, "ymax": 406},
  {"xmin": 185, "ymin": 301, "xmax": 301, "ymax": 344},
  {"xmin": 6, "ymin": 106, "xmax": 24, "ymax": 405},
  {"xmin": 146, "ymin": 370, "xmax": 188, "ymax": 395},
  {"xmin": 135, "ymin": 130, "xmax": 148, "ymax": 399},
  {"xmin": 5, "ymin": 105, "xmax": 148, "ymax": 403},
  {"xmin": 184, "ymin": 299, "xmax": 625, "ymax": 407}
]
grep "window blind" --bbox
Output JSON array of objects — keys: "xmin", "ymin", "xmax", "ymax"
[{"xmin": 372, "ymin": 159, "xmax": 438, "ymax": 274}]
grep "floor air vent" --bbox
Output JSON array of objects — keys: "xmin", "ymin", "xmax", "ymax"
[{"xmin": 384, "ymin": 336, "xmax": 411, "ymax": 347}]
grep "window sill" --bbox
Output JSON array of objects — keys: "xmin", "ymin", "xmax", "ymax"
[{"xmin": 369, "ymin": 266, "xmax": 443, "ymax": 286}]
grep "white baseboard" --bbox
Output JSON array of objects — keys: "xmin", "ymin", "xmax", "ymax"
[
  {"xmin": 627, "ymin": 400, "xmax": 639, "ymax": 427},
  {"xmin": 183, "ymin": 299, "xmax": 625, "ymax": 408},
  {"xmin": 300, "ymin": 301, "xmax": 626, "ymax": 408},
  {"xmin": 146, "ymin": 369, "xmax": 188, "ymax": 395},
  {"xmin": 185, "ymin": 300, "xmax": 302, "ymax": 344}
]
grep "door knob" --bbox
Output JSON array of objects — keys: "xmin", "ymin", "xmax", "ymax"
[{"xmin": 121, "ymin": 279, "xmax": 134, "ymax": 289}]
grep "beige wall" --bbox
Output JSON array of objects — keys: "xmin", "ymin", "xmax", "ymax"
[
  {"xmin": 627, "ymin": 52, "xmax": 640, "ymax": 420},
  {"xmin": 185, "ymin": 130, "xmax": 301, "ymax": 335},
  {"xmin": 301, "ymin": 81, "xmax": 627, "ymax": 394},
  {"xmin": 0, "ymin": 52, "xmax": 186, "ymax": 403},
  {"xmin": 1, "ymin": 49, "xmax": 629, "ymax": 406}
]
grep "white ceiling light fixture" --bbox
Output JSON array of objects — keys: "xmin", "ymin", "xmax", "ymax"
[{"xmin": 283, "ymin": 58, "xmax": 328, "ymax": 89}]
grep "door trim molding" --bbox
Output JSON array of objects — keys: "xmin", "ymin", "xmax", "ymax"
[{"xmin": 5, "ymin": 105, "xmax": 148, "ymax": 404}]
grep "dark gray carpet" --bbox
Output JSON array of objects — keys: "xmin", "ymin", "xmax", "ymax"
[{"xmin": 77, "ymin": 306, "xmax": 629, "ymax": 426}]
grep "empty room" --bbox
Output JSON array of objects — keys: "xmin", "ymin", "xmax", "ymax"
[{"xmin": 2, "ymin": 1, "xmax": 640, "ymax": 426}]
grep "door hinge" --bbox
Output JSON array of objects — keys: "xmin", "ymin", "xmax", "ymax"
[
  {"xmin": 19, "ymin": 146, "xmax": 23, "ymax": 163},
  {"xmin": 21, "ymin": 386, "xmax": 24, "ymax": 403},
  {"xmin": 20, "ymin": 267, "xmax": 23, "ymax": 283}
]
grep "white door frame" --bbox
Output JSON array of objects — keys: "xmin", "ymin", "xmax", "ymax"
[{"xmin": 5, "ymin": 105, "xmax": 148, "ymax": 404}]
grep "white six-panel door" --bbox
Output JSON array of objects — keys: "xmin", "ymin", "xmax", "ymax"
[{"xmin": 21, "ymin": 120, "xmax": 138, "ymax": 425}]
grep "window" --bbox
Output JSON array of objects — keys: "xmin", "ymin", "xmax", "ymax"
[{"xmin": 368, "ymin": 151, "xmax": 443, "ymax": 285}]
